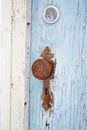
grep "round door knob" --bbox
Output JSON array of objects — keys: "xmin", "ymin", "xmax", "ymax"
[{"xmin": 32, "ymin": 59, "xmax": 52, "ymax": 80}]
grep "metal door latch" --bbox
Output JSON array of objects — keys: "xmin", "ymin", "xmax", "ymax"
[{"xmin": 32, "ymin": 46, "xmax": 56, "ymax": 111}]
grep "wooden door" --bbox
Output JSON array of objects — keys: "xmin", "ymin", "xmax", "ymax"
[{"xmin": 29, "ymin": 0, "xmax": 87, "ymax": 130}]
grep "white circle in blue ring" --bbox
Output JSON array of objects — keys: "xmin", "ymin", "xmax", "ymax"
[{"xmin": 43, "ymin": 6, "xmax": 60, "ymax": 24}]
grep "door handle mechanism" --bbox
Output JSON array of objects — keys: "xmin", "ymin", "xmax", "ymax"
[
  {"xmin": 32, "ymin": 46, "xmax": 56, "ymax": 111},
  {"xmin": 32, "ymin": 58, "xmax": 52, "ymax": 80}
]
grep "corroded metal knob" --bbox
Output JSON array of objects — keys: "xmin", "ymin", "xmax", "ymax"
[
  {"xmin": 32, "ymin": 59, "xmax": 52, "ymax": 80},
  {"xmin": 32, "ymin": 46, "xmax": 56, "ymax": 111}
]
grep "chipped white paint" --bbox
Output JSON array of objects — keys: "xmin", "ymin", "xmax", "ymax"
[
  {"xmin": 1, "ymin": 0, "xmax": 30, "ymax": 130},
  {"xmin": 24, "ymin": 0, "xmax": 31, "ymax": 130},
  {"xmin": 0, "ymin": 0, "xmax": 2, "ymax": 129},
  {"xmin": 10, "ymin": 0, "xmax": 27, "ymax": 130},
  {"xmin": 1, "ymin": 0, "xmax": 11, "ymax": 130}
]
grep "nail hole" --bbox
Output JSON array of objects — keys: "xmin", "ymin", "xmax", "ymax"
[
  {"xmin": 24, "ymin": 102, "xmax": 27, "ymax": 106},
  {"xmin": 46, "ymin": 120, "xmax": 50, "ymax": 126},
  {"xmin": 27, "ymin": 22, "xmax": 30, "ymax": 25}
]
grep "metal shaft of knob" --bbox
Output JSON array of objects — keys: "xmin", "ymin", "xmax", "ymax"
[
  {"xmin": 32, "ymin": 59, "xmax": 53, "ymax": 110},
  {"xmin": 41, "ymin": 79, "xmax": 53, "ymax": 111}
]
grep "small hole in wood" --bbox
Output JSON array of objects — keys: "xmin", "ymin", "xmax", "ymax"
[
  {"xmin": 24, "ymin": 102, "xmax": 27, "ymax": 106},
  {"xmin": 46, "ymin": 120, "xmax": 50, "ymax": 126},
  {"xmin": 11, "ymin": 83, "xmax": 13, "ymax": 86},
  {"xmin": 27, "ymin": 22, "xmax": 30, "ymax": 25}
]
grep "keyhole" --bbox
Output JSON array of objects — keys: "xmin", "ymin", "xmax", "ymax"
[{"xmin": 45, "ymin": 88, "xmax": 48, "ymax": 95}]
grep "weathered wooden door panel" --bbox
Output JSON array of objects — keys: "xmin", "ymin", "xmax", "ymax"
[{"xmin": 29, "ymin": 0, "xmax": 87, "ymax": 130}]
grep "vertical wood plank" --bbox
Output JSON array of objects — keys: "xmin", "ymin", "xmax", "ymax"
[
  {"xmin": 0, "ymin": 0, "xmax": 1, "ymax": 127},
  {"xmin": 24, "ymin": 0, "xmax": 31, "ymax": 130},
  {"xmin": 29, "ymin": 0, "xmax": 87, "ymax": 130},
  {"xmin": 10, "ymin": 0, "xmax": 26, "ymax": 130},
  {"xmin": 1, "ymin": 0, "xmax": 11, "ymax": 130}
]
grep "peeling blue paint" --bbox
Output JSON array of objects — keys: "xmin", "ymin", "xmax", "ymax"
[{"xmin": 29, "ymin": 0, "xmax": 87, "ymax": 130}]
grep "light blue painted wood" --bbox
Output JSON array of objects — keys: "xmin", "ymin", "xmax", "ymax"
[{"xmin": 29, "ymin": 0, "xmax": 87, "ymax": 130}]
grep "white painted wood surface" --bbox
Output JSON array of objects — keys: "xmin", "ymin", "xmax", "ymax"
[
  {"xmin": 24, "ymin": 0, "xmax": 31, "ymax": 130},
  {"xmin": 1, "ymin": 0, "xmax": 11, "ymax": 130},
  {"xmin": 11, "ymin": 0, "xmax": 27, "ymax": 130},
  {"xmin": 0, "ymin": 0, "xmax": 2, "ymax": 129},
  {"xmin": 1, "ymin": 0, "xmax": 29, "ymax": 130}
]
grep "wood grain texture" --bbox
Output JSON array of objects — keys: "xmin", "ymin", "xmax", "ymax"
[
  {"xmin": 29, "ymin": 0, "xmax": 87, "ymax": 130},
  {"xmin": 1, "ymin": 0, "xmax": 29, "ymax": 130},
  {"xmin": 1, "ymin": 0, "xmax": 11, "ymax": 130},
  {"xmin": 0, "ymin": 1, "xmax": 1, "ymax": 128},
  {"xmin": 10, "ymin": 0, "xmax": 26, "ymax": 130},
  {"xmin": 24, "ymin": 0, "xmax": 31, "ymax": 130}
]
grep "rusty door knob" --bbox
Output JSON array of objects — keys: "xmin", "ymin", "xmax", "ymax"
[
  {"xmin": 31, "ymin": 46, "xmax": 56, "ymax": 111},
  {"xmin": 32, "ymin": 59, "xmax": 52, "ymax": 80}
]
